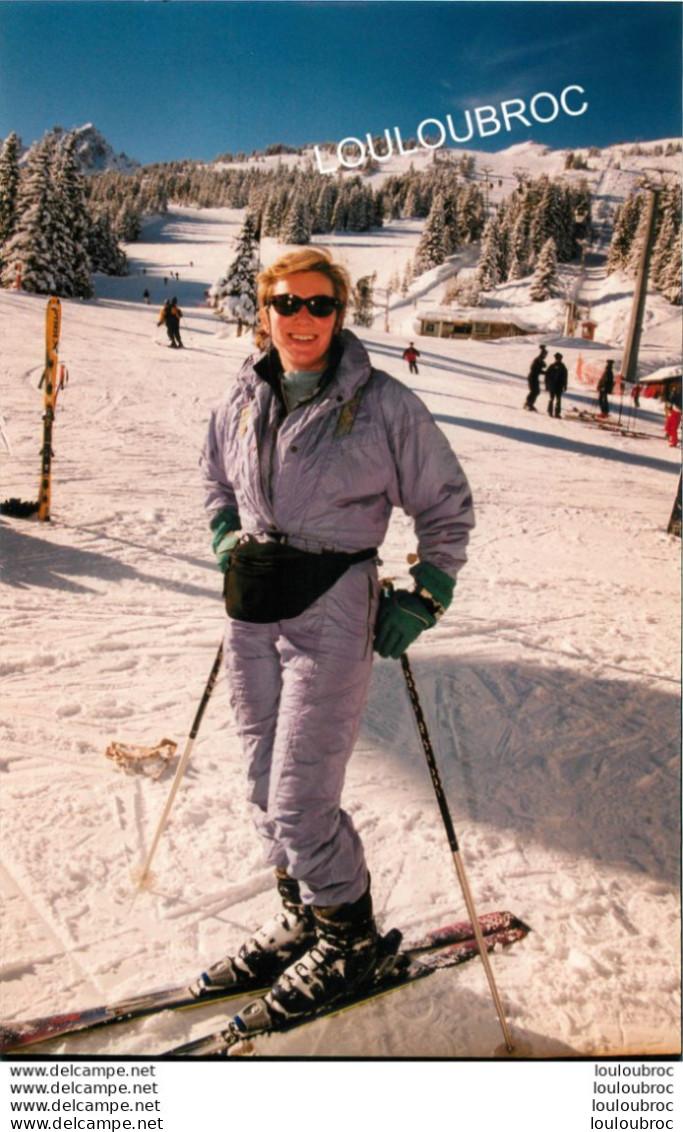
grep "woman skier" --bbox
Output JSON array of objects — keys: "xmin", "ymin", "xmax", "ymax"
[{"xmin": 199, "ymin": 247, "xmax": 474, "ymax": 1028}]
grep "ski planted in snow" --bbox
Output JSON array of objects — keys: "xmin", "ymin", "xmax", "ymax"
[
  {"xmin": 37, "ymin": 296, "xmax": 62, "ymax": 521},
  {"xmin": 164, "ymin": 916, "xmax": 530, "ymax": 1058},
  {"xmin": 0, "ymin": 912, "xmax": 525, "ymax": 1054}
]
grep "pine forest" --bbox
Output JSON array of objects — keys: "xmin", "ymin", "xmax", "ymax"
[{"xmin": 0, "ymin": 127, "xmax": 680, "ymax": 325}]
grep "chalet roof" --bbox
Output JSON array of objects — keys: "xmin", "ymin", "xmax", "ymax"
[
  {"xmin": 416, "ymin": 307, "xmax": 533, "ymax": 329},
  {"xmin": 639, "ymin": 365, "xmax": 682, "ymax": 385}
]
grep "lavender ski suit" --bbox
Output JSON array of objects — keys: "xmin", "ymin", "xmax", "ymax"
[{"xmin": 201, "ymin": 330, "xmax": 474, "ymax": 907}]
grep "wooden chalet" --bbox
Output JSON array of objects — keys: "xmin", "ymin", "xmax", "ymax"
[{"xmin": 414, "ymin": 308, "xmax": 533, "ymax": 341}]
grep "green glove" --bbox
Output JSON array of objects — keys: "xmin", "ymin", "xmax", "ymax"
[
  {"xmin": 374, "ymin": 589, "xmax": 436, "ymax": 659},
  {"xmin": 374, "ymin": 561, "xmax": 456, "ymax": 660},
  {"xmin": 209, "ymin": 507, "xmax": 241, "ymax": 573}
]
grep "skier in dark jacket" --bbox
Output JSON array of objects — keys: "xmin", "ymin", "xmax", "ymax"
[
  {"xmin": 199, "ymin": 247, "xmax": 474, "ymax": 1029},
  {"xmin": 524, "ymin": 345, "xmax": 547, "ymax": 411},
  {"xmin": 402, "ymin": 343, "xmax": 420, "ymax": 375},
  {"xmin": 545, "ymin": 352, "xmax": 568, "ymax": 418},
  {"xmin": 597, "ymin": 360, "xmax": 615, "ymax": 417},
  {"xmin": 158, "ymin": 298, "xmax": 183, "ymax": 347},
  {"xmin": 167, "ymin": 297, "xmax": 183, "ymax": 348}
]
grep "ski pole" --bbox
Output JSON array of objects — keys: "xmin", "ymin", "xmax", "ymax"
[
  {"xmin": 134, "ymin": 642, "xmax": 224, "ymax": 890},
  {"xmin": 399, "ymin": 651, "xmax": 515, "ymax": 1053}
]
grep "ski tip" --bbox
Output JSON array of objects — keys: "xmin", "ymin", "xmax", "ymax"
[
  {"xmin": 510, "ymin": 915, "xmax": 533, "ymax": 935},
  {"xmin": 496, "ymin": 912, "xmax": 532, "ymax": 935}
]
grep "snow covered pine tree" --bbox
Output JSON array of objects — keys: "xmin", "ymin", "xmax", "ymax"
[{"xmin": 210, "ymin": 212, "xmax": 259, "ymax": 336}]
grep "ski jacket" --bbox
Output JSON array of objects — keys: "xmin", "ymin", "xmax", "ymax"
[
  {"xmin": 159, "ymin": 303, "xmax": 182, "ymax": 326},
  {"xmin": 201, "ymin": 330, "xmax": 474, "ymax": 577},
  {"xmin": 544, "ymin": 361, "xmax": 568, "ymax": 394},
  {"xmin": 598, "ymin": 366, "xmax": 614, "ymax": 394},
  {"xmin": 403, "ymin": 347, "xmax": 420, "ymax": 362}
]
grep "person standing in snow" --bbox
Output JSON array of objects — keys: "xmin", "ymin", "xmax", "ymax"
[
  {"xmin": 664, "ymin": 396, "xmax": 681, "ymax": 447},
  {"xmin": 523, "ymin": 344, "xmax": 547, "ymax": 411},
  {"xmin": 167, "ymin": 296, "xmax": 183, "ymax": 347},
  {"xmin": 545, "ymin": 352, "xmax": 568, "ymax": 418},
  {"xmin": 200, "ymin": 247, "xmax": 474, "ymax": 1026},
  {"xmin": 158, "ymin": 297, "xmax": 184, "ymax": 348},
  {"xmin": 402, "ymin": 342, "xmax": 420, "ymax": 374},
  {"xmin": 597, "ymin": 359, "xmax": 615, "ymax": 417}
]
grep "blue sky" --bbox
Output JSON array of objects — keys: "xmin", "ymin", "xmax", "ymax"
[{"xmin": 0, "ymin": 2, "xmax": 681, "ymax": 164}]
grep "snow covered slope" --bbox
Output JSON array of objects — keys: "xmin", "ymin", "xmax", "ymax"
[{"xmin": 0, "ymin": 205, "xmax": 680, "ymax": 1059}]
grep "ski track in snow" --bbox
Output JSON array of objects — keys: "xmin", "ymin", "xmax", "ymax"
[{"xmin": 0, "ymin": 188, "xmax": 680, "ymax": 1059}]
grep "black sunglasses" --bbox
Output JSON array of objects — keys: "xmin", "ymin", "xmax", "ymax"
[{"xmin": 266, "ymin": 294, "xmax": 340, "ymax": 318}]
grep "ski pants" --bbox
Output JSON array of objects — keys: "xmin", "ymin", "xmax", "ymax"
[
  {"xmin": 525, "ymin": 377, "xmax": 540, "ymax": 408},
  {"xmin": 548, "ymin": 391, "xmax": 563, "ymax": 417},
  {"xmin": 223, "ymin": 561, "xmax": 379, "ymax": 907},
  {"xmin": 166, "ymin": 317, "xmax": 182, "ymax": 347}
]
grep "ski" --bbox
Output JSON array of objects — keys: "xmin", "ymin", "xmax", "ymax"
[
  {"xmin": 0, "ymin": 977, "xmax": 261, "ymax": 1056},
  {"xmin": 0, "ymin": 912, "xmax": 523, "ymax": 1053},
  {"xmin": 164, "ymin": 918, "xmax": 530, "ymax": 1058},
  {"xmin": 37, "ymin": 295, "xmax": 62, "ymax": 521},
  {"xmin": 564, "ymin": 406, "xmax": 649, "ymax": 438}
]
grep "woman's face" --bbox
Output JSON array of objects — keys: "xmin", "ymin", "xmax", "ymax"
[{"xmin": 263, "ymin": 271, "xmax": 341, "ymax": 372}]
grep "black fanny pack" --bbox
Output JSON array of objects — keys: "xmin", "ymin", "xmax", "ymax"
[{"xmin": 223, "ymin": 537, "xmax": 377, "ymax": 623}]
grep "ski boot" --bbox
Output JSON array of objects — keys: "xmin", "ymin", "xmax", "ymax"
[
  {"xmin": 193, "ymin": 869, "xmax": 315, "ymax": 996},
  {"xmin": 259, "ymin": 885, "xmax": 379, "ymax": 1025}
]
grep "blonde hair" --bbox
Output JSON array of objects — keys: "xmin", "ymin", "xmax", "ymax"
[{"xmin": 255, "ymin": 247, "xmax": 350, "ymax": 350}]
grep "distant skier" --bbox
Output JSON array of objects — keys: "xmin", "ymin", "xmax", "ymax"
[
  {"xmin": 158, "ymin": 298, "xmax": 183, "ymax": 348},
  {"xmin": 402, "ymin": 342, "xmax": 420, "ymax": 375},
  {"xmin": 168, "ymin": 297, "xmax": 184, "ymax": 347},
  {"xmin": 524, "ymin": 345, "xmax": 547, "ymax": 411},
  {"xmin": 143, "ymin": 288, "xmax": 151, "ymax": 305},
  {"xmin": 664, "ymin": 399, "xmax": 681, "ymax": 448},
  {"xmin": 597, "ymin": 360, "xmax": 615, "ymax": 418},
  {"xmin": 545, "ymin": 352, "xmax": 568, "ymax": 418}
]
